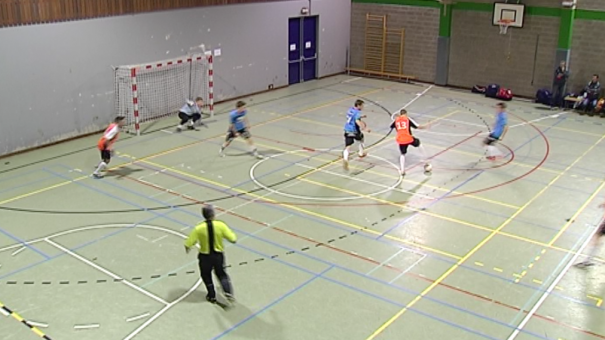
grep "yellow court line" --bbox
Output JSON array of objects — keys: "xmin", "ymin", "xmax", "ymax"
[
  {"xmin": 510, "ymin": 134, "xmax": 605, "ymax": 283},
  {"xmin": 290, "ymin": 115, "xmax": 605, "ymax": 182},
  {"xmin": 0, "ymin": 87, "xmax": 382, "ymax": 207},
  {"xmin": 248, "ymin": 138, "xmax": 520, "ymax": 209},
  {"xmin": 0, "ymin": 301, "xmax": 50, "ymax": 339},
  {"xmin": 364, "ymin": 123, "xmax": 605, "ymax": 340},
  {"xmin": 296, "ymin": 177, "xmax": 580, "ymax": 255},
  {"xmin": 141, "ymin": 158, "xmax": 462, "ymax": 259}
]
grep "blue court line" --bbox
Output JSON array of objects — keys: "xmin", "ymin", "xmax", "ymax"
[
  {"xmin": 0, "ymin": 175, "xmax": 61, "ymax": 196},
  {"xmin": 377, "ymin": 116, "xmax": 568, "ymax": 239},
  {"xmin": 0, "ymin": 213, "xmax": 172, "ymax": 281},
  {"xmin": 509, "ymin": 196, "xmax": 605, "ymax": 325},
  {"xmin": 0, "ymin": 168, "xmax": 52, "ymax": 184},
  {"xmin": 50, "ymin": 163, "xmax": 600, "ymax": 334},
  {"xmin": 34, "ymin": 164, "xmax": 601, "ymax": 337},
  {"xmin": 0, "ymin": 226, "xmax": 50, "ymax": 259},
  {"xmin": 227, "ymin": 240, "xmax": 551, "ymax": 340},
  {"xmin": 211, "ymin": 266, "xmax": 334, "ymax": 340},
  {"xmin": 125, "ymin": 157, "xmax": 605, "ymax": 311},
  {"xmin": 42, "ymin": 166, "xmax": 559, "ymax": 335}
]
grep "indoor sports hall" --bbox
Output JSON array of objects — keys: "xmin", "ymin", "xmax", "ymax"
[{"xmin": 1, "ymin": 1, "xmax": 605, "ymax": 340}]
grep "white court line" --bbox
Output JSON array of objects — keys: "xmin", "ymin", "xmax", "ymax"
[
  {"xmin": 74, "ymin": 324, "xmax": 100, "ymax": 330},
  {"xmin": 29, "ymin": 321, "xmax": 48, "ymax": 328},
  {"xmin": 136, "ymin": 235, "xmax": 149, "ymax": 242},
  {"xmin": 45, "ymin": 238, "xmax": 169, "ymax": 306},
  {"xmin": 366, "ymin": 248, "xmax": 407, "ymax": 275},
  {"xmin": 292, "ymin": 161, "xmax": 431, "ymax": 200},
  {"xmin": 11, "ymin": 247, "xmax": 25, "ymax": 256},
  {"xmin": 342, "ymin": 77, "xmax": 362, "ymax": 83},
  {"xmin": 505, "ymin": 224, "xmax": 598, "ymax": 340},
  {"xmin": 416, "ymin": 111, "xmax": 565, "ymax": 137},
  {"xmin": 151, "ymin": 235, "xmax": 168, "ymax": 243},
  {"xmin": 123, "ymin": 279, "xmax": 202, "ymax": 340},
  {"xmin": 389, "ymin": 254, "xmax": 427, "ymax": 284},
  {"xmin": 126, "ymin": 312, "xmax": 150, "ymax": 323}
]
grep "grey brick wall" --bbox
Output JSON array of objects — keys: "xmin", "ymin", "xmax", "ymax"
[
  {"xmin": 350, "ymin": 3, "xmax": 439, "ymax": 82},
  {"xmin": 577, "ymin": 0, "xmax": 605, "ymax": 10},
  {"xmin": 569, "ymin": 20, "xmax": 605, "ymax": 94},
  {"xmin": 448, "ymin": 10, "xmax": 560, "ymax": 97}
]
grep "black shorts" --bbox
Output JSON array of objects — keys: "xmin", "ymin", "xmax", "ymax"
[
  {"xmin": 398, "ymin": 138, "xmax": 420, "ymax": 155},
  {"xmin": 484, "ymin": 134, "xmax": 500, "ymax": 145},
  {"xmin": 226, "ymin": 128, "xmax": 251, "ymax": 141},
  {"xmin": 100, "ymin": 149, "xmax": 111, "ymax": 162},
  {"xmin": 344, "ymin": 131, "xmax": 364, "ymax": 146}
]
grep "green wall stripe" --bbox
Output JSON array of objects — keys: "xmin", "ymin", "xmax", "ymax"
[
  {"xmin": 558, "ymin": 9, "xmax": 574, "ymax": 49},
  {"xmin": 439, "ymin": 3, "xmax": 452, "ymax": 37},
  {"xmin": 576, "ymin": 9, "xmax": 605, "ymax": 21},
  {"xmin": 352, "ymin": 0, "xmax": 605, "ymax": 21},
  {"xmin": 351, "ymin": 0, "xmax": 440, "ymax": 8}
]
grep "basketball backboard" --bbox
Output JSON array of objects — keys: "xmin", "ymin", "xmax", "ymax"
[{"xmin": 492, "ymin": 2, "xmax": 525, "ymax": 28}]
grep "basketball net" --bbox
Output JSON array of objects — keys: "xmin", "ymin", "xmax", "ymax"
[{"xmin": 498, "ymin": 19, "xmax": 512, "ymax": 35}]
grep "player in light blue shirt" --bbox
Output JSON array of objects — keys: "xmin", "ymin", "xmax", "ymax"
[
  {"xmin": 219, "ymin": 101, "xmax": 262, "ymax": 159},
  {"xmin": 342, "ymin": 99, "xmax": 371, "ymax": 171},
  {"xmin": 483, "ymin": 102, "xmax": 509, "ymax": 160},
  {"xmin": 176, "ymin": 97, "xmax": 205, "ymax": 132}
]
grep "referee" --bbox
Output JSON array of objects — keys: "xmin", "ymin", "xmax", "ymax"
[{"xmin": 185, "ymin": 205, "xmax": 237, "ymax": 303}]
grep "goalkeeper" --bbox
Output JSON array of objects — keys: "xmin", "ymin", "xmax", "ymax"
[{"xmin": 177, "ymin": 97, "xmax": 205, "ymax": 132}]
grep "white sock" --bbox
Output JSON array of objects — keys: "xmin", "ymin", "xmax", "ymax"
[
  {"xmin": 343, "ymin": 149, "xmax": 349, "ymax": 161},
  {"xmin": 418, "ymin": 145, "xmax": 428, "ymax": 163},
  {"xmin": 358, "ymin": 143, "xmax": 365, "ymax": 156},
  {"xmin": 399, "ymin": 155, "xmax": 406, "ymax": 173},
  {"xmin": 94, "ymin": 161, "xmax": 107, "ymax": 174}
]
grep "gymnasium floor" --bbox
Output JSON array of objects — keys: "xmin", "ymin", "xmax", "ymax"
[{"xmin": 1, "ymin": 75, "xmax": 604, "ymax": 340}]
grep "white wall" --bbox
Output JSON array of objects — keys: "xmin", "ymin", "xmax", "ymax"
[{"xmin": 0, "ymin": 0, "xmax": 351, "ymax": 155}]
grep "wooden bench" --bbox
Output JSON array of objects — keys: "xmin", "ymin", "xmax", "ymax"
[{"xmin": 346, "ymin": 68, "xmax": 416, "ymax": 83}]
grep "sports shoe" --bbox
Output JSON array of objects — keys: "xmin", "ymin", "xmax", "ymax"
[
  {"xmin": 343, "ymin": 160, "xmax": 349, "ymax": 171},
  {"xmin": 187, "ymin": 125, "xmax": 199, "ymax": 131},
  {"xmin": 219, "ymin": 147, "xmax": 225, "ymax": 157},
  {"xmin": 574, "ymin": 261, "xmax": 595, "ymax": 268},
  {"xmin": 358, "ymin": 152, "xmax": 367, "ymax": 158},
  {"xmin": 206, "ymin": 295, "xmax": 217, "ymax": 303},
  {"xmin": 92, "ymin": 173, "xmax": 103, "ymax": 179},
  {"xmin": 224, "ymin": 293, "xmax": 236, "ymax": 304}
]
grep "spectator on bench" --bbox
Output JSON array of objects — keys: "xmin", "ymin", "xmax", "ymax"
[{"xmin": 577, "ymin": 74, "xmax": 601, "ymax": 116}]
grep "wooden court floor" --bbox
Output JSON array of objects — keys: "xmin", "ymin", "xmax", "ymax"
[{"xmin": 0, "ymin": 75, "xmax": 604, "ymax": 340}]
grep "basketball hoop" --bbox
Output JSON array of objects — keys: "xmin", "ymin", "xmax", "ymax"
[{"xmin": 498, "ymin": 19, "xmax": 513, "ymax": 35}]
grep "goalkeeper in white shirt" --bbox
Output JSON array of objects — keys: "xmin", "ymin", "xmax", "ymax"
[{"xmin": 177, "ymin": 97, "xmax": 205, "ymax": 132}]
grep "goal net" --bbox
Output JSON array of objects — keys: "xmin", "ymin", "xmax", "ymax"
[{"xmin": 113, "ymin": 53, "xmax": 214, "ymax": 135}]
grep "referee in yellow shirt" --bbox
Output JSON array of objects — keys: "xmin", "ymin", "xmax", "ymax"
[{"xmin": 185, "ymin": 205, "xmax": 237, "ymax": 304}]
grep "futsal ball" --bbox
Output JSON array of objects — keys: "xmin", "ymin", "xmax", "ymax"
[{"xmin": 424, "ymin": 163, "xmax": 432, "ymax": 173}]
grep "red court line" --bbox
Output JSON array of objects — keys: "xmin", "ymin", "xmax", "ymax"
[{"xmin": 119, "ymin": 171, "xmax": 600, "ymax": 339}]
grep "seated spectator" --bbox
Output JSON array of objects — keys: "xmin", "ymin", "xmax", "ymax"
[{"xmin": 576, "ymin": 74, "xmax": 601, "ymax": 116}]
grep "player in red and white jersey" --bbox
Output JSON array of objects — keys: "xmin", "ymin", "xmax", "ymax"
[
  {"xmin": 93, "ymin": 116, "xmax": 126, "ymax": 179},
  {"xmin": 391, "ymin": 109, "xmax": 431, "ymax": 176}
]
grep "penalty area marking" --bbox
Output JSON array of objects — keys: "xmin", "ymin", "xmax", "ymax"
[{"xmin": 249, "ymin": 149, "xmax": 403, "ymax": 201}]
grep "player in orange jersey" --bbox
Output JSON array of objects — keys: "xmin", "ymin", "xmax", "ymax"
[
  {"xmin": 93, "ymin": 116, "xmax": 126, "ymax": 179},
  {"xmin": 391, "ymin": 109, "xmax": 431, "ymax": 176}
]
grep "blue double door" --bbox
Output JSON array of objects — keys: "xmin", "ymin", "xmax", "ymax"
[{"xmin": 288, "ymin": 16, "xmax": 318, "ymax": 85}]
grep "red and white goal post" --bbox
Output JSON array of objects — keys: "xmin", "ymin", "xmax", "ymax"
[{"xmin": 113, "ymin": 53, "xmax": 214, "ymax": 135}]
